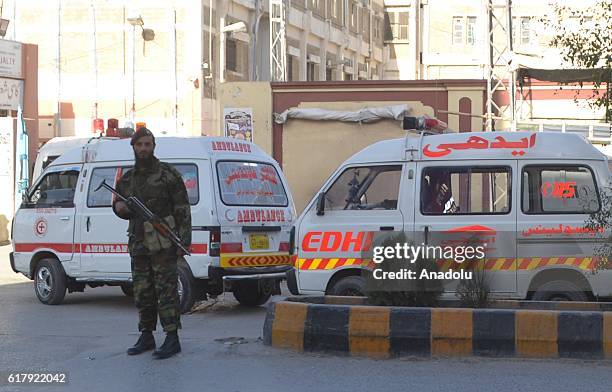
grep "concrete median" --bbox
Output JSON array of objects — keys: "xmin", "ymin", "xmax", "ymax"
[{"xmin": 263, "ymin": 296, "xmax": 612, "ymax": 359}]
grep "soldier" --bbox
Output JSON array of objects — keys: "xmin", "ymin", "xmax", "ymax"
[{"xmin": 112, "ymin": 127, "xmax": 191, "ymax": 359}]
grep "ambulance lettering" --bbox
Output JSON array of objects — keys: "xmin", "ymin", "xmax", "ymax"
[
  {"xmin": 423, "ymin": 133, "xmax": 537, "ymax": 158},
  {"xmin": 83, "ymin": 244, "xmax": 129, "ymax": 253},
  {"xmin": 211, "ymin": 141, "xmax": 252, "ymax": 153},
  {"xmin": 541, "ymin": 181, "xmax": 577, "ymax": 198},
  {"xmin": 236, "ymin": 209, "xmax": 286, "ymax": 223},
  {"xmin": 301, "ymin": 231, "xmax": 374, "ymax": 253}
]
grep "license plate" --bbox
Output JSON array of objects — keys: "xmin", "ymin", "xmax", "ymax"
[{"xmin": 249, "ymin": 234, "xmax": 269, "ymax": 250}]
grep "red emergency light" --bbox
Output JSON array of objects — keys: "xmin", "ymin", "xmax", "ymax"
[
  {"xmin": 403, "ymin": 116, "xmax": 448, "ymax": 133},
  {"xmin": 92, "ymin": 118, "xmax": 104, "ymax": 133},
  {"xmin": 106, "ymin": 118, "xmax": 119, "ymax": 137}
]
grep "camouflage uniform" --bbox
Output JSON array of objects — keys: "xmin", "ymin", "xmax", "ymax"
[{"xmin": 114, "ymin": 156, "xmax": 191, "ymax": 333}]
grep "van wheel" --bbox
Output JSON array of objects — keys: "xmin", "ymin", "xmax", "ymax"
[
  {"xmin": 330, "ymin": 276, "xmax": 366, "ymax": 296},
  {"xmin": 178, "ymin": 263, "xmax": 196, "ymax": 314},
  {"xmin": 532, "ymin": 280, "xmax": 589, "ymax": 302},
  {"xmin": 232, "ymin": 281, "xmax": 272, "ymax": 307},
  {"xmin": 34, "ymin": 259, "xmax": 67, "ymax": 305},
  {"xmin": 120, "ymin": 284, "xmax": 134, "ymax": 297}
]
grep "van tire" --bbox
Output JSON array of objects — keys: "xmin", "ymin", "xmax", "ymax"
[
  {"xmin": 178, "ymin": 263, "xmax": 196, "ymax": 314},
  {"xmin": 120, "ymin": 284, "xmax": 134, "ymax": 297},
  {"xmin": 532, "ymin": 280, "xmax": 589, "ymax": 302},
  {"xmin": 330, "ymin": 276, "xmax": 366, "ymax": 296},
  {"xmin": 232, "ymin": 281, "xmax": 272, "ymax": 307},
  {"xmin": 34, "ymin": 259, "xmax": 67, "ymax": 305}
]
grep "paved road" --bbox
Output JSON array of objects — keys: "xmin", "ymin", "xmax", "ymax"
[{"xmin": 0, "ymin": 244, "xmax": 610, "ymax": 392}]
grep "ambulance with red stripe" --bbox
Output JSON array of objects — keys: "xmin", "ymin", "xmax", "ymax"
[
  {"xmin": 287, "ymin": 119, "xmax": 612, "ymax": 301},
  {"xmin": 10, "ymin": 137, "xmax": 296, "ymax": 312}
]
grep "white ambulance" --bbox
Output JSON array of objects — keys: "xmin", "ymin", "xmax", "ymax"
[
  {"xmin": 287, "ymin": 126, "xmax": 612, "ymax": 301},
  {"xmin": 32, "ymin": 136, "xmax": 119, "ymax": 183},
  {"xmin": 10, "ymin": 137, "xmax": 296, "ymax": 312}
]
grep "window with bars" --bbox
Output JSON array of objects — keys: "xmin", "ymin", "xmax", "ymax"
[
  {"xmin": 453, "ymin": 16, "xmax": 463, "ymax": 45},
  {"xmin": 467, "ymin": 16, "xmax": 477, "ymax": 45},
  {"xmin": 384, "ymin": 10, "xmax": 409, "ymax": 41},
  {"xmin": 307, "ymin": 62, "xmax": 317, "ymax": 81},
  {"xmin": 226, "ymin": 40, "xmax": 237, "ymax": 72},
  {"xmin": 520, "ymin": 17, "xmax": 531, "ymax": 44},
  {"xmin": 362, "ymin": 9, "xmax": 370, "ymax": 37},
  {"xmin": 452, "ymin": 16, "xmax": 477, "ymax": 46},
  {"xmin": 351, "ymin": 2, "xmax": 359, "ymax": 32}
]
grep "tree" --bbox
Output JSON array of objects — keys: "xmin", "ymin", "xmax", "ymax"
[{"xmin": 544, "ymin": 0, "xmax": 612, "ymax": 121}]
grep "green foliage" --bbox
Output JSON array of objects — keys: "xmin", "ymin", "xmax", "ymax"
[
  {"xmin": 456, "ymin": 264, "xmax": 490, "ymax": 308},
  {"xmin": 543, "ymin": 0, "xmax": 612, "ymax": 120},
  {"xmin": 584, "ymin": 187, "xmax": 612, "ymax": 272}
]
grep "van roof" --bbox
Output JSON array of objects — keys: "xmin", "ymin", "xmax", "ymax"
[
  {"xmin": 345, "ymin": 131, "xmax": 607, "ymax": 164},
  {"xmin": 48, "ymin": 136, "xmax": 273, "ymax": 167}
]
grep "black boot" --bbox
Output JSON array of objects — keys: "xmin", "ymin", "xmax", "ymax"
[
  {"xmin": 127, "ymin": 331, "xmax": 156, "ymax": 355},
  {"xmin": 152, "ymin": 331, "xmax": 181, "ymax": 359}
]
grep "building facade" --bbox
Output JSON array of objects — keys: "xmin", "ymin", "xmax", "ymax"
[
  {"xmin": 5, "ymin": 0, "xmax": 385, "ymax": 140},
  {"xmin": 382, "ymin": 0, "xmax": 609, "ymax": 135}
]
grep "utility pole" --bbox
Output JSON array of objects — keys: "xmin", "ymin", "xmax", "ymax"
[
  {"xmin": 270, "ymin": 0, "xmax": 287, "ymax": 81},
  {"xmin": 484, "ymin": 0, "xmax": 516, "ymax": 132}
]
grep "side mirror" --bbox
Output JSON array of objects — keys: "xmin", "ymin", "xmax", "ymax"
[
  {"xmin": 316, "ymin": 193, "xmax": 326, "ymax": 216},
  {"xmin": 21, "ymin": 193, "xmax": 29, "ymax": 205}
]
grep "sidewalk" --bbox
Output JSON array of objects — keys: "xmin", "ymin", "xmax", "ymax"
[{"xmin": 0, "ymin": 243, "xmax": 29, "ymax": 285}]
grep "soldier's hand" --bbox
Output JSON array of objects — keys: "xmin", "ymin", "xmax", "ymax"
[
  {"xmin": 177, "ymin": 247, "xmax": 187, "ymax": 257},
  {"xmin": 116, "ymin": 201, "xmax": 129, "ymax": 214}
]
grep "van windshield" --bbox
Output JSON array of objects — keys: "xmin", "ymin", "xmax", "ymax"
[{"xmin": 216, "ymin": 161, "xmax": 288, "ymax": 207}]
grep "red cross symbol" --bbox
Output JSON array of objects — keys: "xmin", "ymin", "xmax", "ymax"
[{"xmin": 35, "ymin": 219, "xmax": 47, "ymax": 235}]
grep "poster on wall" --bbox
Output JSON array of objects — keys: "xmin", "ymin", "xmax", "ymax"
[{"xmin": 223, "ymin": 107, "xmax": 253, "ymax": 142}]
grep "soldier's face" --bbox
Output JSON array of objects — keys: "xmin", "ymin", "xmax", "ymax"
[{"xmin": 133, "ymin": 136, "xmax": 155, "ymax": 160}]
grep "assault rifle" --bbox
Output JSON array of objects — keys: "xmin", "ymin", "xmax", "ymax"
[{"xmin": 95, "ymin": 180, "xmax": 191, "ymax": 256}]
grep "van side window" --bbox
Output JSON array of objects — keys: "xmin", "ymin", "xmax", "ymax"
[
  {"xmin": 87, "ymin": 167, "xmax": 130, "ymax": 207},
  {"xmin": 325, "ymin": 165, "xmax": 401, "ymax": 211},
  {"xmin": 28, "ymin": 169, "xmax": 80, "ymax": 208},
  {"xmin": 421, "ymin": 167, "xmax": 510, "ymax": 215},
  {"xmin": 87, "ymin": 164, "xmax": 199, "ymax": 207},
  {"xmin": 217, "ymin": 161, "xmax": 288, "ymax": 207},
  {"xmin": 522, "ymin": 165, "xmax": 599, "ymax": 214},
  {"xmin": 172, "ymin": 164, "xmax": 199, "ymax": 204}
]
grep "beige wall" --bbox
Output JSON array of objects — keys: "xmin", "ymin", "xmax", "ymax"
[
  {"xmin": 216, "ymin": 82, "xmax": 273, "ymax": 155},
  {"xmin": 282, "ymin": 100, "xmax": 436, "ymax": 213},
  {"xmin": 15, "ymin": 0, "xmax": 203, "ymax": 138}
]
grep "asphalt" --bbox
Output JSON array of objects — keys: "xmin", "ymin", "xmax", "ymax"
[{"xmin": 0, "ymin": 244, "xmax": 610, "ymax": 392}]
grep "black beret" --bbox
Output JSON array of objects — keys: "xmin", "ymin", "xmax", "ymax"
[{"xmin": 130, "ymin": 127, "xmax": 155, "ymax": 145}]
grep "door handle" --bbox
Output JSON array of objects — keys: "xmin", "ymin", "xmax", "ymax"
[
  {"xmin": 60, "ymin": 216, "xmax": 70, "ymax": 221},
  {"xmin": 424, "ymin": 226, "xmax": 429, "ymax": 245},
  {"xmin": 379, "ymin": 226, "xmax": 395, "ymax": 231},
  {"xmin": 86, "ymin": 216, "xmax": 91, "ymax": 232}
]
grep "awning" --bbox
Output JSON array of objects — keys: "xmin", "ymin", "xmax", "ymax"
[{"xmin": 517, "ymin": 68, "xmax": 611, "ymax": 83}]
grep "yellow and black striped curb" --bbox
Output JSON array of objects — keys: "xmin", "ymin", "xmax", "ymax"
[
  {"xmin": 263, "ymin": 298, "xmax": 612, "ymax": 359},
  {"xmin": 285, "ymin": 296, "xmax": 612, "ymax": 311}
]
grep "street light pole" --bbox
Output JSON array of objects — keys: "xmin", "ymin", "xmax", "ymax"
[
  {"xmin": 127, "ymin": 15, "xmax": 144, "ymax": 123},
  {"xmin": 131, "ymin": 23, "xmax": 136, "ymax": 122}
]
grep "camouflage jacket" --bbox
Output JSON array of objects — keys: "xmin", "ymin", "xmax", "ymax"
[{"xmin": 113, "ymin": 156, "xmax": 192, "ymax": 256}]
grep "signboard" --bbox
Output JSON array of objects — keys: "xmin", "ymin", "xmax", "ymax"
[
  {"xmin": 0, "ymin": 77, "xmax": 22, "ymax": 110},
  {"xmin": 223, "ymin": 107, "xmax": 253, "ymax": 142},
  {"xmin": 0, "ymin": 40, "xmax": 22, "ymax": 79}
]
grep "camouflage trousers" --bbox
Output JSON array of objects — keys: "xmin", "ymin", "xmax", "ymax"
[{"xmin": 131, "ymin": 253, "xmax": 181, "ymax": 332}]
